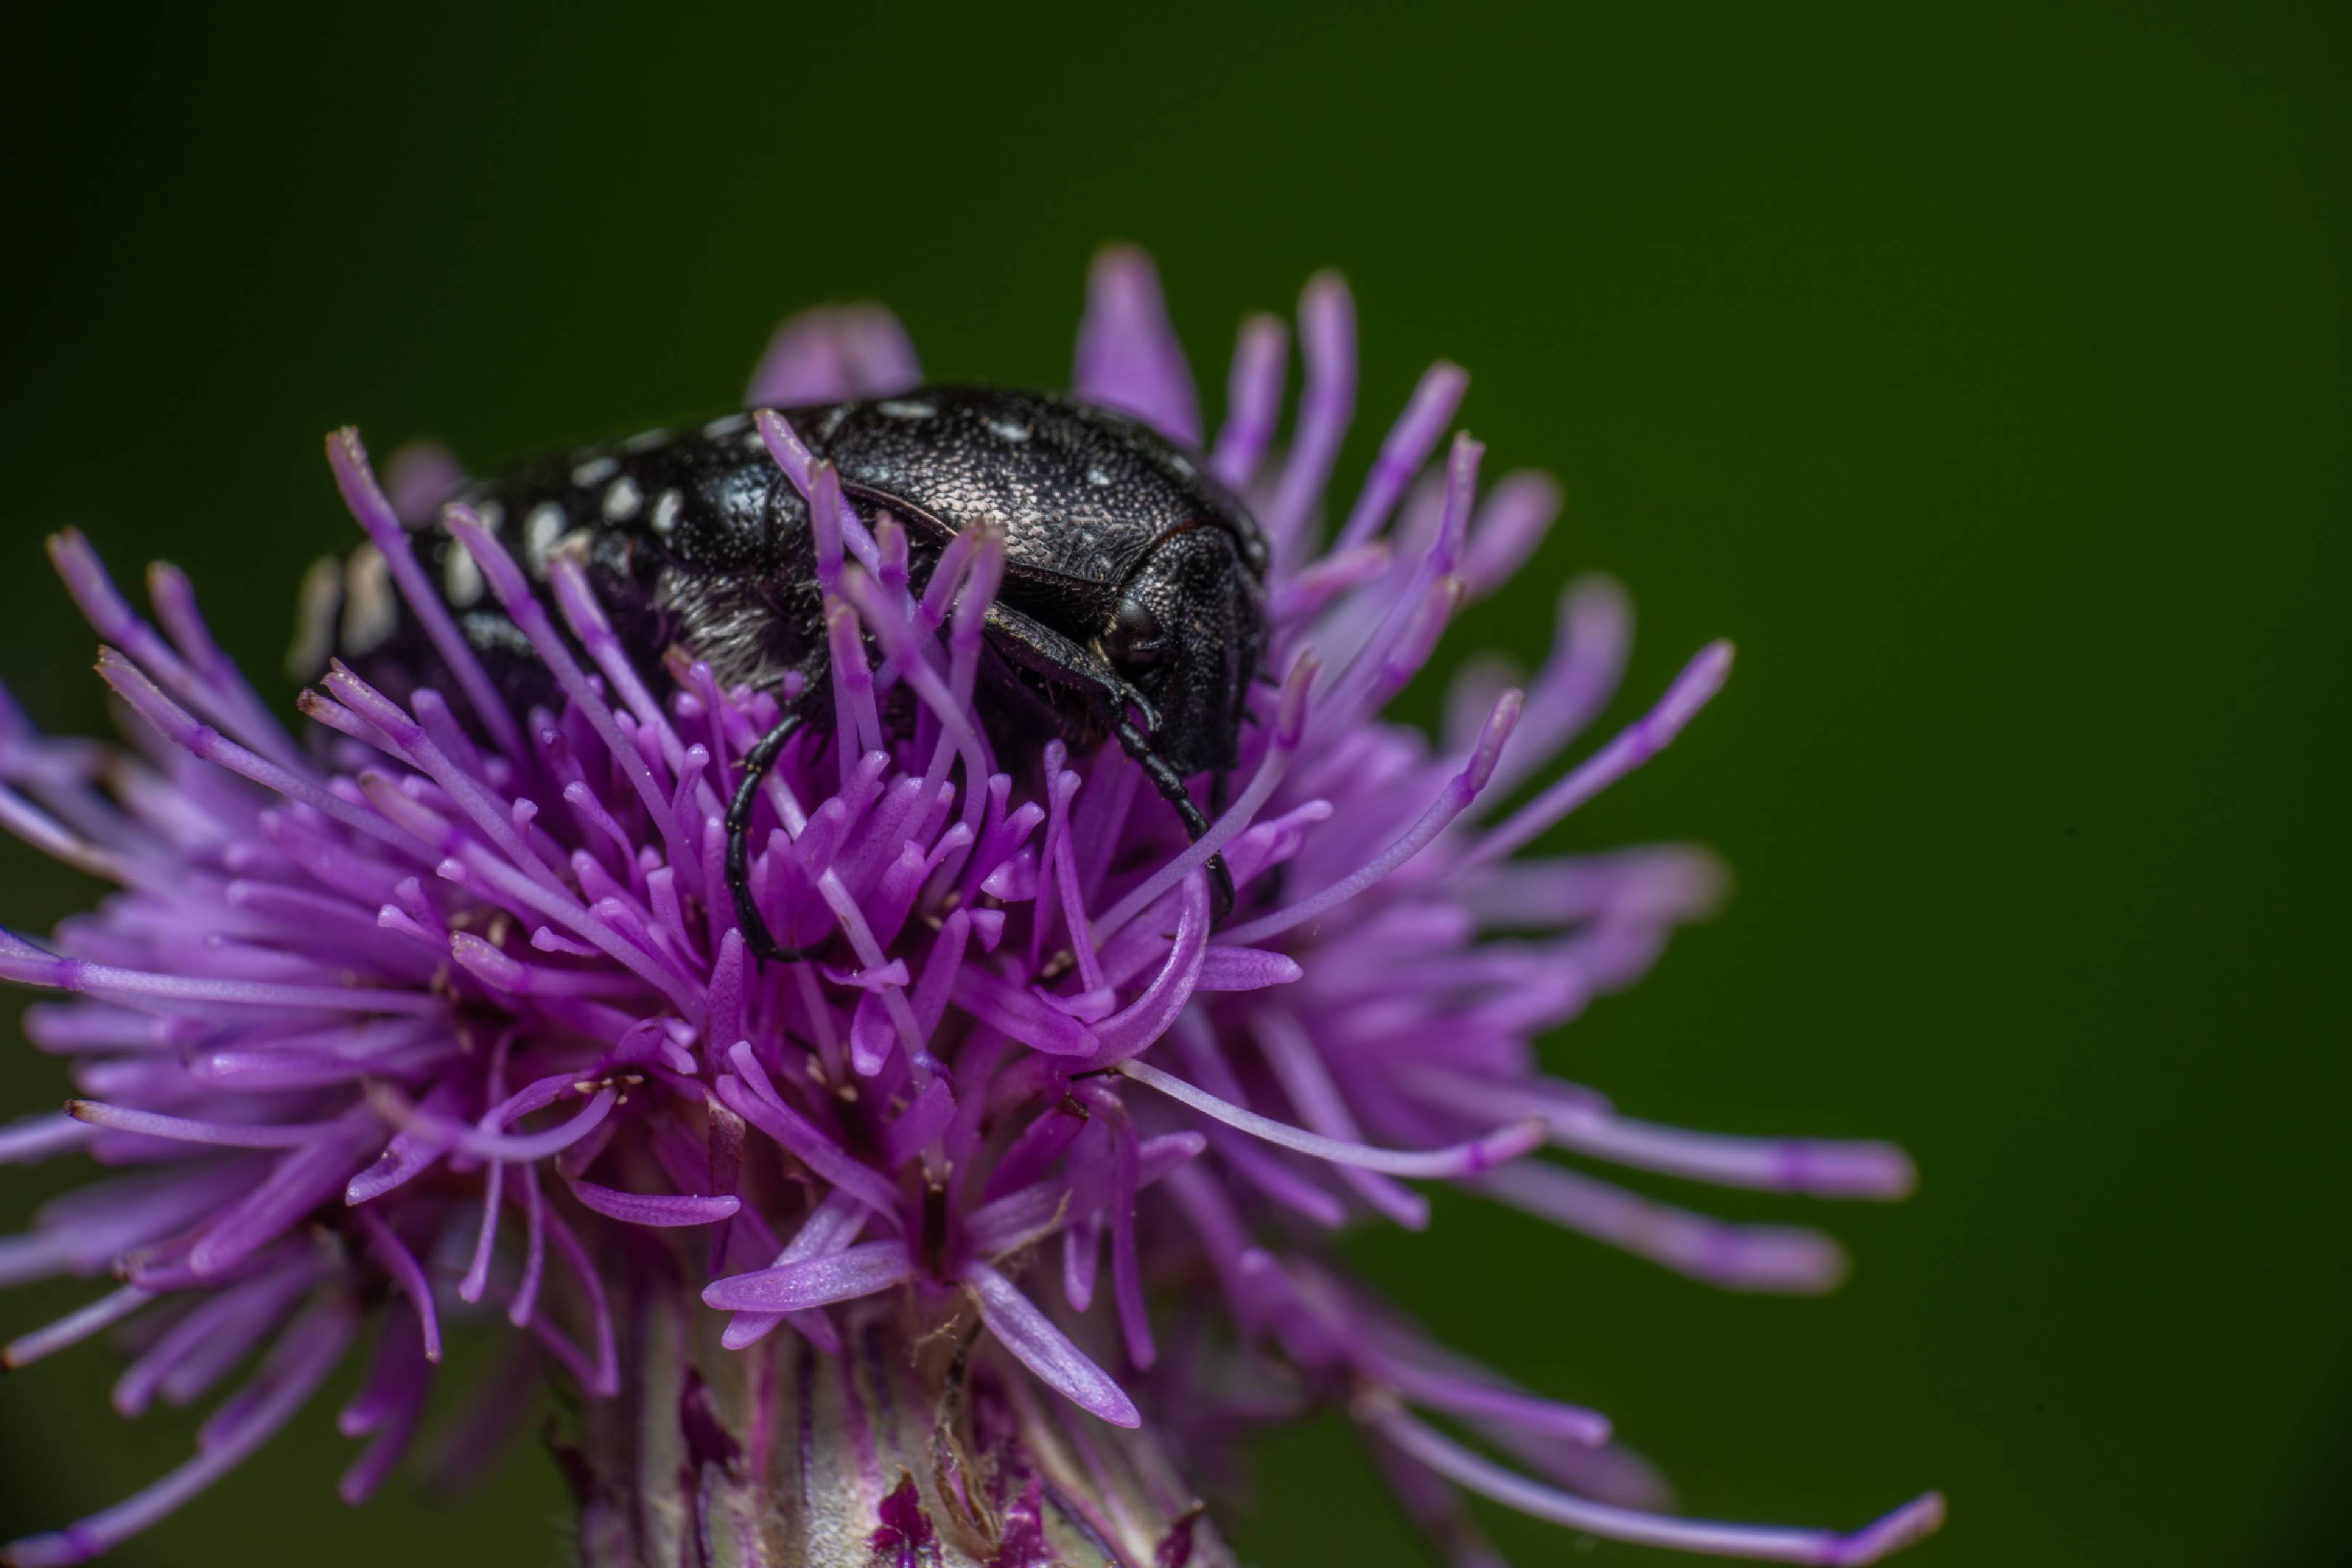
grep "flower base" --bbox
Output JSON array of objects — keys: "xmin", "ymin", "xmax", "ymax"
[{"xmin": 565, "ymin": 1249, "xmax": 1231, "ymax": 1568}]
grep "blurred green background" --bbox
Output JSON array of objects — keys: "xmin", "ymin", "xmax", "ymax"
[{"xmin": 4, "ymin": 1, "xmax": 2346, "ymax": 1562}]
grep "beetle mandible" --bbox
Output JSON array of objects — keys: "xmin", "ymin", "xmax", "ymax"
[{"xmin": 324, "ymin": 384, "xmax": 1270, "ymax": 963}]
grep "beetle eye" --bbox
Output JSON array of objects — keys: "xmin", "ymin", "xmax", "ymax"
[{"xmin": 1103, "ymin": 596, "xmax": 1164, "ymax": 666}]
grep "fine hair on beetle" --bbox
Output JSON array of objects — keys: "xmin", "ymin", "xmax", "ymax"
[{"xmin": 313, "ymin": 385, "xmax": 1272, "ymax": 965}]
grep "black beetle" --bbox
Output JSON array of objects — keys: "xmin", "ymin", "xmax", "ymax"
[{"xmin": 326, "ymin": 385, "xmax": 1269, "ymax": 963}]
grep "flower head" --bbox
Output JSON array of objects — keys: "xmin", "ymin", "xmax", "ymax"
[{"xmin": 0, "ymin": 249, "xmax": 1940, "ymax": 1565}]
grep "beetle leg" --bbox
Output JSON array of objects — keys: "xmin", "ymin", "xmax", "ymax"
[
  {"xmin": 725, "ymin": 711, "xmax": 828, "ymax": 965},
  {"xmin": 981, "ymin": 600, "xmax": 1233, "ymax": 923},
  {"xmin": 1111, "ymin": 714, "xmax": 1236, "ymax": 926},
  {"xmin": 981, "ymin": 603, "xmax": 1164, "ymax": 730}
]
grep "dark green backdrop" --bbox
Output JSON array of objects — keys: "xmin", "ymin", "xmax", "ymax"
[{"xmin": 4, "ymin": 4, "xmax": 2345, "ymax": 1564}]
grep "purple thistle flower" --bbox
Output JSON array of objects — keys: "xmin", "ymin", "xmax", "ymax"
[{"xmin": 0, "ymin": 248, "xmax": 1943, "ymax": 1567}]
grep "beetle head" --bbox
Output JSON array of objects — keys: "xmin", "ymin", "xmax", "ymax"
[{"xmin": 1101, "ymin": 523, "xmax": 1267, "ymax": 776}]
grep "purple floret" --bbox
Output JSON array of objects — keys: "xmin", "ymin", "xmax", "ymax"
[{"xmin": 0, "ymin": 248, "xmax": 1937, "ymax": 1566}]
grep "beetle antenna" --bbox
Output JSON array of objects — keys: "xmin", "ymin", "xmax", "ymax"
[
  {"xmin": 1111, "ymin": 716, "xmax": 1236, "ymax": 926},
  {"xmin": 726, "ymin": 711, "xmax": 829, "ymax": 965}
]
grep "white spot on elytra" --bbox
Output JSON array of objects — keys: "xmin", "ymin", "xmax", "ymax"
[
  {"xmin": 340, "ymin": 544, "xmax": 395, "ymax": 654},
  {"xmin": 603, "ymin": 475, "xmax": 642, "ymax": 521},
  {"xmin": 571, "ymin": 455, "xmax": 618, "ymax": 487},
  {"xmin": 986, "ymin": 417, "xmax": 1032, "ymax": 443},
  {"xmin": 1085, "ymin": 465, "xmax": 1114, "ymax": 486},
  {"xmin": 475, "ymin": 500, "xmax": 505, "ymax": 534},
  {"xmin": 623, "ymin": 427, "xmax": 670, "ymax": 453},
  {"xmin": 526, "ymin": 502, "xmax": 565, "ymax": 562},
  {"xmin": 651, "ymin": 489, "xmax": 683, "ymax": 536},
  {"xmin": 443, "ymin": 541, "xmax": 483, "ymax": 607},
  {"xmin": 1167, "ymin": 453, "xmax": 1196, "ymax": 478},
  {"xmin": 817, "ymin": 406, "xmax": 851, "ymax": 440},
  {"xmin": 878, "ymin": 399, "xmax": 936, "ymax": 420},
  {"xmin": 701, "ymin": 413, "xmax": 751, "ymax": 438}
]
